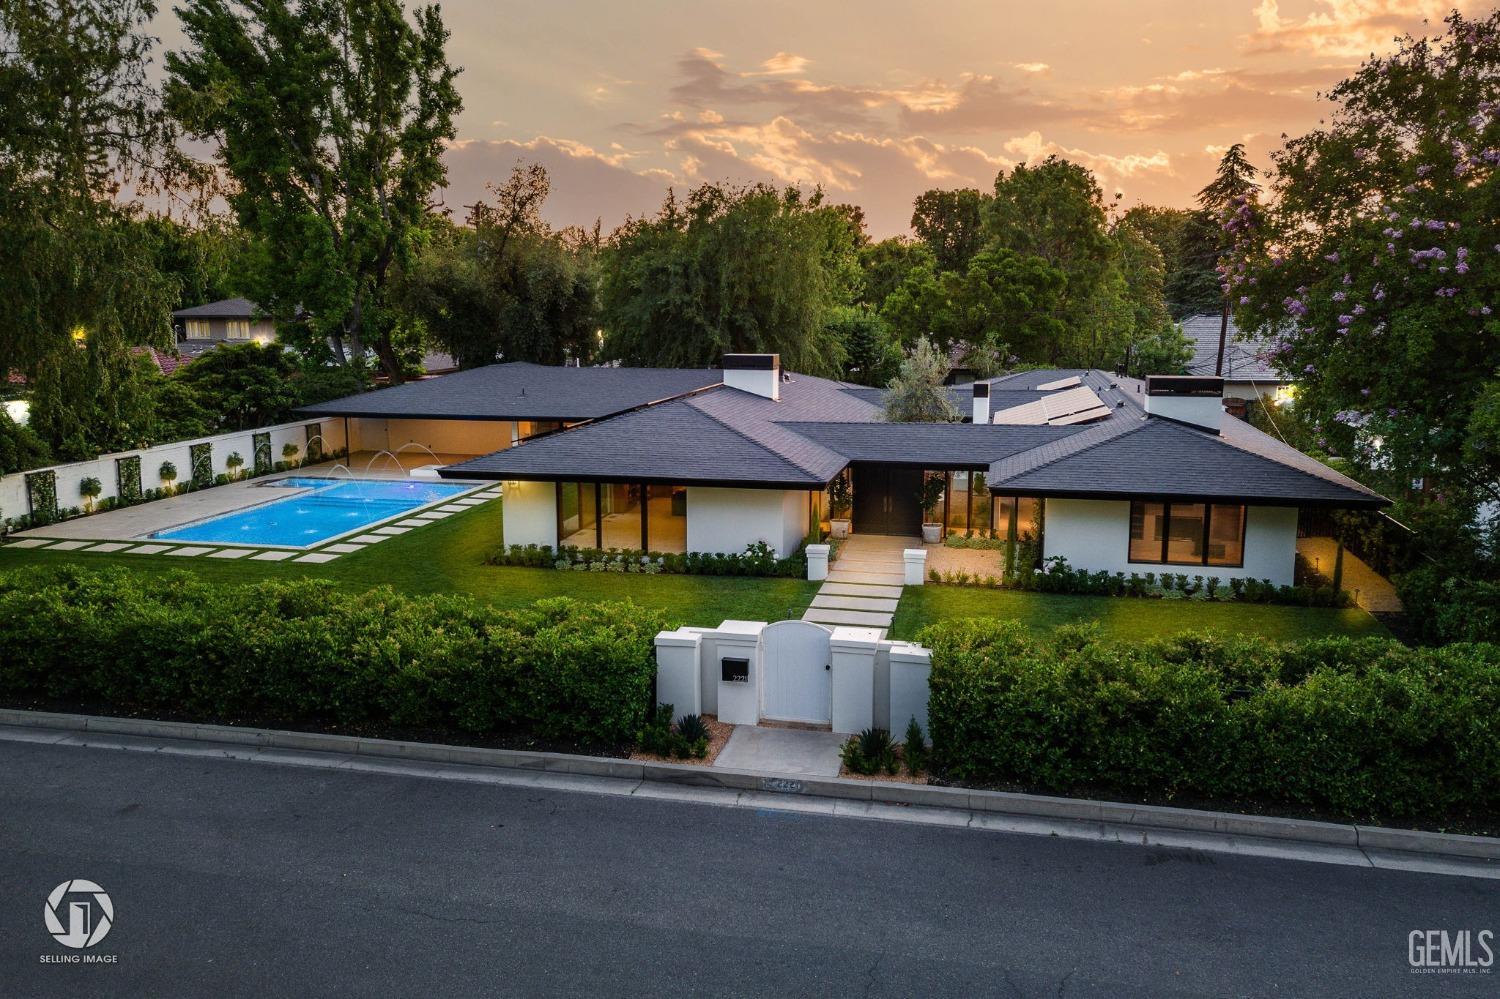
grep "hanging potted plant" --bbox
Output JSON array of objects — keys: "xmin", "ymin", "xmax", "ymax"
[
  {"xmin": 918, "ymin": 473, "xmax": 946, "ymax": 544},
  {"xmin": 828, "ymin": 472, "xmax": 853, "ymax": 539}
]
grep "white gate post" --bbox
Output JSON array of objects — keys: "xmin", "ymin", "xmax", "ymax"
[
  {"xmin": 830, "ymin": 627, "xmax": 880, "ymax": 734},
  {"xmin": 654, "ymin": 628, "xmax": 703, "ymax": 719},
  {"xmin": 903, "ymin": 548, "xmax": 927, "ymax": 585},
  {"xmin": 805, "ymin": 543, "xmax": 830, "ymax": 581},
  {"xmin": 713, "ymin": 621, "xmax": 765, "ymax": 726},
  {"xmin": 888, "ymin": 641, "xmax": 933, "ymax": 738}
]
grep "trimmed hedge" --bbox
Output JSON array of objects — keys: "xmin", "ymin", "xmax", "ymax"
[
  {"xmin": 922, "ymin": 618, "xmax": 1500, "ymax": 823},
  {"xmin": 0, "ymin": 566, "xmax": 669, "ymax": 748}
]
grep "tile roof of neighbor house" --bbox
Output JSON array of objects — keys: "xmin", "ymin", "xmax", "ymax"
[
  {"xmin": 1181, "ymin": 313, "xmax": 1285, "ymax": 382},
  {"xmin": 171, "ymin": 297, "xmax": 260, "ymax": 320},
  {"xmin": 296, "ymin": 361, "xmax": 725, "ymax": 421},
  {"xmin": 416, "ymin": 360, "xmax": 1386, "ymax": 507}
]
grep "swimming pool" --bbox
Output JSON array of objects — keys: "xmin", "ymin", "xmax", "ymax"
[{"xmin": 151, "ymin": 478, "xmax": 474, "ymax": 547}]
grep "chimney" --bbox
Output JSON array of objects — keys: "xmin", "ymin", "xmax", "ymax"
[
  {"xmin": 722, "ymin": 353, "xmax": 780, "ymax": 401},
  {"xmin": 971, "ymin": 382, "xmax": 991, "ymax": 425},
  {"xmin": 1144, "ymin": 375, "xmax": 1225, "ymax": 433}
]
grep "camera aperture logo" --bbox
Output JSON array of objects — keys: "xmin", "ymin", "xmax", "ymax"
[
  {"xmin": 40, "ymin": 880, "xmax": 118, "ymax": 965},
  {"xmin": 1409, "ymin": 929, "xmax": 1494, "ymax": 975}
]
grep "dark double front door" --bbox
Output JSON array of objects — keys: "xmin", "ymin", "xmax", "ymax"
[{"xmin": 851, "ymin": 465, "xmax": 924, "ymax": 536}]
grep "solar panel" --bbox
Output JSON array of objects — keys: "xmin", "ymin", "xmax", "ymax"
[
  {"xmin": 1037, "ymin": 376, "xmax": 1082, "ymax": 391},
  {"xmin": 992, "ymin": 384, "xmax": 1112, "ymax": 426}
]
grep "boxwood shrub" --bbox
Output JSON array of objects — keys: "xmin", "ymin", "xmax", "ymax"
[
  {"xmin": 0, "ymin": 566, "xmax": 669, "ymax": 749},
  {"xmin": 921, "ymin": 618, "xmax": 1500, "ymax": 824}
]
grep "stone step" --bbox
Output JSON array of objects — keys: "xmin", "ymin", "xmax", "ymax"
[
  {"xmin": 810, "ymin": 594, "xmax": 901, "ymax": 612},
  {"xmin": 801, "ymin": 607, "xmax": 894, "ymax": 629},
  {"xmin": 825, "ymin": 569, "xmax": 905, "ymax": 586},
  {"xmin": 834, "ymin": 556, "xmax": 906, "ymax": 571},
  {"xmin": 819, "ymin": 582, "xmax": 904, "ymax": 598}
]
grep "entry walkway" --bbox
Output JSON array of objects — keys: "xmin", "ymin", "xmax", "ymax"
[
  {"xmin": 801, "ymin": 534, "xmax": 914, "ymax": 634},
  {"xmin": 713, "ymin": 726, "xmax": 845, "ymax": 777}
]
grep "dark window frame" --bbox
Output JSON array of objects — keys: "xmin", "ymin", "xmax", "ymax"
[{"xmin": 1127, "ymin": 499, "xmax": 1247, "ymax": 568}]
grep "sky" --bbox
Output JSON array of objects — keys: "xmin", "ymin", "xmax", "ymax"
[{"xmin": 152, "ymin": 0, "xmax": 1471, "ymax": 238}]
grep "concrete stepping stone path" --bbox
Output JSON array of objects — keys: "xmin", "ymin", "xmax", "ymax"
[{"xmin": 801, "ymin": 535, "xmax": 917, "ymax": 636}]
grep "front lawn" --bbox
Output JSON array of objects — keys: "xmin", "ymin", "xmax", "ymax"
[
  {"xmin": 891, "ymin": 584, "xmax": 1388, "ymax": 642},
  {"xmin": 0, "ymin": 501, "xmax": 820, "ymax": 627}
]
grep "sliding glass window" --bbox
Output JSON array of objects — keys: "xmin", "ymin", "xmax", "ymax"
[
  {"xmin": 645, "ymin": 484, "xmax": 687, "ymax": 554},
  {"xmin": 1128, "ymin": 500, "xmax": 1246, "ymax": 568},
  {"xmin": 558, "ymin": 482, "xmax": 600, "ymax": 548}
]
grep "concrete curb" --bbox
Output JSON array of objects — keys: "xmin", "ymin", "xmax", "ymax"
[{"xmin": 3, "ymin": 707, "xmax": 1497, "ymax": 863}]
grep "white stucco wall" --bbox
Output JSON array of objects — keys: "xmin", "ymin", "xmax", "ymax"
[
  {"xmin": 348, "ymin": 418, "xmax": 513, "ymax": 457},
  {"xmin": 1042, "ymin": 498, "xmax": 1298, "ymax": 587},
  {"xmin": 499, "ymin": 480, "xmax": 557, "ymax": 550},
  {"xmin": 686, "ymin": 487, "xmax": 809, "ymax": 558},
  {"xmin": 0, "ymin": 417, "xmax": 344, "ymax": 523}
]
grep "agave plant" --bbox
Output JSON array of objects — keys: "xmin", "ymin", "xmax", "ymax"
[{"xmin": 675, "ymin": 714, "xmax": 709, "ymax": 744}]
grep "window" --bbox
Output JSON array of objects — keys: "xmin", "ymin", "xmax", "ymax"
[
  {"xmin": 1129, "ymin": 501, "xmax": 1165, "ymax": 562},
  {"xmin": 225, "ymin": 320, "xmax": 251, "ymax": 339},
  {"xmin": 946, "ymin": 471, "xmax": 971, "ymax": 533},
  {"xmin": 1128, "ymin": 500, "xmax": 1246, "ymax": 568},
  {"xmin": 558, "ymin": 482, "xmax": 600, "ymax": 548},
  {"xmin": 1207, "ymin": 504, "xmax": 1245, "ymax": 566},
  {"xmin": 185, "ymin": 319, "xmax": 211, "ymax": 338},
  {"xmin": 645, "ymin": 483, "xmax": 687, "ymax": 553},
  {"xmin": 970, "ymin": 473, "xmax": 992, "ymax": 536}
]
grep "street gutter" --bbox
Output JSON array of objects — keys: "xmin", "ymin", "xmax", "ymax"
[{"xmin": 3, "ymin": 708, "xmax": 1496, "ymax": 878}]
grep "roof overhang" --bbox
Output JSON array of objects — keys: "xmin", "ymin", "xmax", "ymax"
[
  {"xmin": 434, "ymin": 468, "xmax": 827, "ymax": 490},
  {"xmin": 984, "ymin": 486, "xmax": 1389, "ymax": 509}
]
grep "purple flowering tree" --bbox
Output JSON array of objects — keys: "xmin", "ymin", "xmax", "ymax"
[{"xmin": 1236, "ymin": 11, "xmax": 1500, "ymax": 510}]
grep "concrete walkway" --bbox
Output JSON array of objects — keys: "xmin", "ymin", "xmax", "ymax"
[
  {"xmin": 801, "ymin": 533, "xmax": 914, "ymax": 634},
  {"xmin": 1297, "ymin": 537, "xmax": 1403, "ymax": 613},
  {"xmin": 713, "ymin": 726, "xmax": 845, "ymax": 777}
]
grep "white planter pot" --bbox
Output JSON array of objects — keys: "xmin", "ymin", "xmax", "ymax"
[
  {"xmin": 921, "ymin": 522, "xmax": 942, "ymax": 544},
  {"xmin": 830, "ymin": 518, "xmax": 851, "ymax": 539}
]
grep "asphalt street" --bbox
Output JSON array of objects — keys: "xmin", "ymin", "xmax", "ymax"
[{"xmin": 0, "ymin": 739, "xmax": 1495, "ymax": 997}]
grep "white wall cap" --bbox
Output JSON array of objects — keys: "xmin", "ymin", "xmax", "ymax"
[
  {"xmin": 654, "ymin": 630, "xmax": 704, "ymax": 649},
  {"xmin": 903, "ymin": 549, "xmax": 927, "ymax": 562},
  {"xmin": 714, "ymin": 620, "xmax": 769, "ymax": 635},
  {"xmin": 830, "ymin": 626, "xmax": 883, "ymax": 651}
]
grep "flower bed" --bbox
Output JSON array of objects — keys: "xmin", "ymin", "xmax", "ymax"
[{"xmin": 488, "ymin": 540, "xmax": 810, "ymax": 578}]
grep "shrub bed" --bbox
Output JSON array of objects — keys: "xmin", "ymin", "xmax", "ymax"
[
  {"xmin": 928, "ymin": 555, "xmax": 1351, "ymax": 609},
  {"xmin": 922, "ymin": 617, "xmax": 1500, "ymax": 825},
  {"xmin": 488, "ymin": 540, "xmax": 809, "ymax": 577},
  {"xmin": 0, "ymin": 566, "xmax": 669, "ymax": 750}
]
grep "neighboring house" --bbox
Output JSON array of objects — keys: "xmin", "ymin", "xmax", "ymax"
[
  {"xmin": 1182, "ymin": 312, "xmax": 1293, "ymax": 404},
  {"xmin": 297, "ymin": 356, "xmax": 1386, "ymax": 586},
  {"xmin": 171, "ymin": 298, "xmax": 277, "ymax": 344}
]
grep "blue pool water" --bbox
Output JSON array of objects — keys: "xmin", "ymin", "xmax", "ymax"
[{"xmin": 152, "ymin": 478, "xmax": 473, "ymax": 547}]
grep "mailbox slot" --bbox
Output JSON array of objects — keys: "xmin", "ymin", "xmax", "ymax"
[{"xmin": 720, "ymin": 657, "xmax": 749, "ymax": 683}]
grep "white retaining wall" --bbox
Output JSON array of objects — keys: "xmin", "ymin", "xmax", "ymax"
[
  {"xmin": 1043, "ymin": 498, "xmax": 1298, "ymax": 587},
  {"xmin": 0, "ymin": 417, "xmax": 345, "ymax": 523}
]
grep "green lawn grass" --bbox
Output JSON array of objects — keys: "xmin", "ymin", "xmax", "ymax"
[
  {"xmin": 0, "ymin": 499, "xmax": 1388, "ymax": 642},
  {"xmin": 0, "ymin": 501, "xmax": 820, "ymax": 627},
  {"xmin": 890, "ymin": 583, "xmax": 1389, "ymax": 643}
]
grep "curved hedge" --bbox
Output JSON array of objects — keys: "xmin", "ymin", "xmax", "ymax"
[
  {"xmin": 0, "ymin": 566, "xmax": 669, "ymax": 749},
  {"xmin": 922, "ymin": 618, "xmax": 1500, "ymax": 824}
]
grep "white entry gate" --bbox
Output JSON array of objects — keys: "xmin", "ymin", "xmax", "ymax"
[{"xmin": 761, "ymin": 620, "xmax": 832, "ymax": 724}]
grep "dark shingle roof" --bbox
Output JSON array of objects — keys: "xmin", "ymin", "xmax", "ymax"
[
  {"xmin": 424, "ymin": 361, "xmax": 1384, "ymax": 507},
  {"xmin": 1182, "ymin": 314, "xmax": 1284, "ymax": 382},
  {"xmin": 297, "ymin": 361, "xmax": 723, "ymax": 421},
  {"xmin": 784, "ymin": 422, "xmax": 1075, "ymax": 467},
  {"xmin": 172, "ymin": 297, "xmax": 259, "ymax": 320},
  {"xmin": 988, "ymin": 417, "xmax": 1385, "ymax": 507},
  {"xmin": 443, "ymin": 398, "xmax": 822, "ymax": 485}
]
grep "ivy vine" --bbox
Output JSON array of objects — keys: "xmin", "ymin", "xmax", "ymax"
[{"xmin": 190, "ymin": 443, "xmax": 213, "ymax": 489}]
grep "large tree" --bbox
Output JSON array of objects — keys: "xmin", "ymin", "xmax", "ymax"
[
  {"xmin": 599, "ymin": 183, "xmax": 860, "ymax": 374},
  {"xmin": 166, "ymin": 0, "xmax": 462, "ymax": 381},
  {"xmin": 1197, "ymin": 143, "xmax": 1261, "ymax": 374},
  {"xmin": 1236, "ymin": 11, "xmax": 1499, "ymax": 514},
  {"xmin": 856, "ymin": 236, "xmax": 933, "ymax": 311},
  {"xmin": 910, "ymin": 187, "xmax": 988, "ymax": 273},
  {"xmin": 982, "ymin": 157, "xmax": 1119, "ymax": 362},
  {"xmin": 0, "ymin": 0, "xmax": 184, "ymax": 453},
  {"xmin": 1119, "ymin": 204, "xmax": 1221, "ymax": 319},
  {"xmin": 402, "ymin": 164, "xmax": 599, "ymax": 368}
]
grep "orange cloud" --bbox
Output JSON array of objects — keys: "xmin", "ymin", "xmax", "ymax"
[{"xmin": 1245, "ymin": 0, "xmax": 1467, "ymax": 58}]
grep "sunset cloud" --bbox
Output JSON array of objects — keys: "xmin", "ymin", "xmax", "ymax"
[{"xmin": 1245, "ymin": 0, "xmax": 1465, "ymax": 58}]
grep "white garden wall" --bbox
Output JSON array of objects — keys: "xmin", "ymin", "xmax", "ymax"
[
  {"xmin": 1042, "ymin": 498, "xmax": 1298, "ymax": 587},
  {"xmin": 0, "ymin": 417, "xmax": 345, "ymax": 524}
]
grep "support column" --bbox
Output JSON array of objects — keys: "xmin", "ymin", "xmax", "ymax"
[
  {"xmin": 888, "ymin": 642, "xmax": 933, "ymax": 739},
  {"xmin": 654, "ymin": 629, "xmax": 703, "ymax": 720},
  {"xmin": 830, "ymin": 627, "xmax": 880, "ymax": 734}
]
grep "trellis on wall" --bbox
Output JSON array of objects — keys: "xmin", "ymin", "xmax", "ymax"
[
  {"xmin": 116, "ymin": 455, "xmax": 143, "ymax": 504},
  {"xmin": 25, "ymin": 470, "xmax": 58, "ymax": 522},
  {"xmin": 252, "ymin": 432, "xmax": 272, "ymax": 476},
  {"xmin": 190, "ymin": 443, "xmax": 213, "ymax": 489}
]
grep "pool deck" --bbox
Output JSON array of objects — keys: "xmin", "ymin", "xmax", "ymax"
[{"xmin": 11, "ymin": 453, "xmax": 486, "ymax": 544}]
